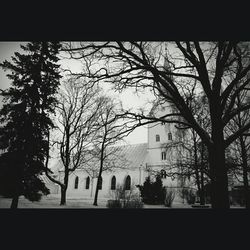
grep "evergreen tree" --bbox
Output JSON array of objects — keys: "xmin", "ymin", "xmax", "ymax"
[
  {"xmin": 138, "ymin": 175, "xmax": 165, "ymax": 204},
  {"xmin": 139, "ymin": 176, "xmax": 154, "ymax": 204},
  {"xmin": 0, "ymin": 42, "xmax": 61, "ymax": 208},
  {"xmin": 153, "ymin": 174, "xmax": 165, "ymax": 204}
]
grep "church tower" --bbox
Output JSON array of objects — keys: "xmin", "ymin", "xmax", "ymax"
[
  {"xmin": 146, "ymin": 42, "xmax": 187, "ymax": 194},
  {"xmin": 146, "ymin": 104, "xmax": 176, "ymax": 181},
  {"xmin": 146, "ymin": 42, "xmax": 176, "ymax": 178}
]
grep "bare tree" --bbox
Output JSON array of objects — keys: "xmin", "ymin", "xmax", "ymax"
[
  {"xmin": 62, "ymin": 42, "xmax": 250, "ymax": 208},
  {"xmin": 226, "ymin": 89, "xmax": 250, "ymax": 208},
  {"xmin": 163, "ymin": 94, "xmax": 211, "ymax": 205},
  {"xmin": 91, "ymin": 96, "xmax": 134, "ymax": 206},
  {"xmin": 164, "ymin": 127, "xmax": 210, "ymax": 205},
  {"xmin": 45, "ymin": 77, "xmax": 102, "ymax": 205}
]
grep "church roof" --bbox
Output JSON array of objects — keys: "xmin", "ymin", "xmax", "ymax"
[
  {"xmin": 57, "ymin": 143, "xmax": 148, "ymax": 172},
  {"xmin": 113, "ymin": 143, "xmax": 148, "ymax": 170}
]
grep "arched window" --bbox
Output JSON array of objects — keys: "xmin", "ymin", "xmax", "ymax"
[
  {"xmin": 156, "ymin": 134, "xmax": 160, "ymax": 142},
  {"xmin": 74, "ymin": 176, "xmax": 79, "ymax": 189},
  {"xmin": 161, "ymin": 169, "xmax": 167, "ymax": 179},
  {"xmin": 86, "ymin": 176, "xmax": 90, "ymax": 190},
  {"xmin": 125, "ymin": 175, "xmax": 131, "ymax": 190},
  {"xmin": 97, "ymin": 176, "xmax": 103, "ymax": 190},
  {"xmin": 111, "ymin": 176, "xmax": 116, "ymax": 190},
  {"xmin": 161, "ymin": 151, "xmax": 166, "ymax": 160},
  {"xmin": 168, "ymin": 132, "xmax": 172, "ymax": 140}
]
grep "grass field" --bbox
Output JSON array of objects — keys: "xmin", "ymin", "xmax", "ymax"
[{"xmin": 0, "ymin": 194, "xmax": 194, "ymax": 209}]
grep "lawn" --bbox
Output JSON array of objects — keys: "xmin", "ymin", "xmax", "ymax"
[
  {"xmin": 0, "ymin": 195, "xmax": 108, "ymax": 209},
  {"xmin": 0, "ymin": 194, "xmax": 194, "ymax": 209},
  {"xmin": 0, "ymin": 195, "xmax": 244, "ymax": 209}
]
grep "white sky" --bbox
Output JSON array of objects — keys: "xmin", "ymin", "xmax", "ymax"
[{"xmin": 0, "ymin": 42, "xmax": 155, "ymax": 145}]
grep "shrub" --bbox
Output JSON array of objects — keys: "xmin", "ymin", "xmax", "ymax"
[
  {"xmin": 186, "ymin": 191, "xmax": 196, "ymax": 205},
  {"xmin": 107, "ymin": 184, "xmax": 143, "ymax": 209},
  {"xmin": 123, "ymin": 197, "xmax": 143, "ymax": 208},
  {"xmin": 106, "ymin": 199, "xmax": 122, "ymax": 208},
  {"xmin": 164, "ymin": 188, "xmax": 175, "ymax": 207},
  {"xmin": 180, "ymin": 188, "xmax": 196, "ymax": 205}
]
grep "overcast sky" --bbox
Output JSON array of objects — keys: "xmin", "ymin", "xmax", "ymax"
[{"xmin": 0, "ymin": 42, "xmax": 154, "ymax": 145}]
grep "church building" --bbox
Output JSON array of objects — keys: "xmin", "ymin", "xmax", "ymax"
[{"xmin": 45, "ymin": 102, "xmax": 195, "ymax": 204}]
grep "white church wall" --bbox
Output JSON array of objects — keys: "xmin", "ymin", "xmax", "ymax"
[
  {"xmin": 148, "ymin": 123, "xmax": 167, "ymax": 148},
  {"xmin": 147, "ymin": 121, "xmax": 176, "ymax": 164},
  {"xmin": 62, "ymin": 166, "xmax": 148, "ymax": 200}
]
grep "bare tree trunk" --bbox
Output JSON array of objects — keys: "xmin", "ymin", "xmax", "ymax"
[
  {"xmin": 193, "ymin": 131, "xmax": 206, "ymax": 205},
  {"xmin": 193, "ymin": 135, "xmax": 202, "ymax": 203},
  {"xmin": 10, "ymin": 194, "xmax": 19, "ymax": 209},
  {"xmin": 60, "ymin": 186, "xmax": 67, "ymax": 205},
  {"xmin": 10, "ymin": 170, "xmax": 21, "ymax": 209},
  {"xmin": 208, "ymin": 99, "xmax": 230, "ymax": 209},
  {"xmin": 93, "ymin": 176, "xmax": 101, "ymax": 206},
  {"xmin": 239, "ymin": 135, "xmax": 250, "ymax": 209},
  {"xmin": 93, "ymin": 145, "xmax": 105, "ymax": 206},
  {"xmin": 209, "ymin": 142, "xmax": 229, "ymax": 208},
  {"xmin": 199, "ymin": 143, "xmax": 206, "ymax": 205},
  {"xmin": 200, "ymin": 168, "xmax": 205, "ymax": 205},
  {"xmin": 60, "ymin": 171, "xmax": 69, "ymax": 206}
]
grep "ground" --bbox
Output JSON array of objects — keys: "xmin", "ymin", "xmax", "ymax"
[
  {"xmin": 0, "ymin": 194, "xmax": 194, "ymax": 209},
  {"xmin": 0, "ymin": 195, "xmax": 107, "ymax": 209},
  {"xmin": 0, "ymin": 195, "xmax": 244, "ymax": 208}
]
